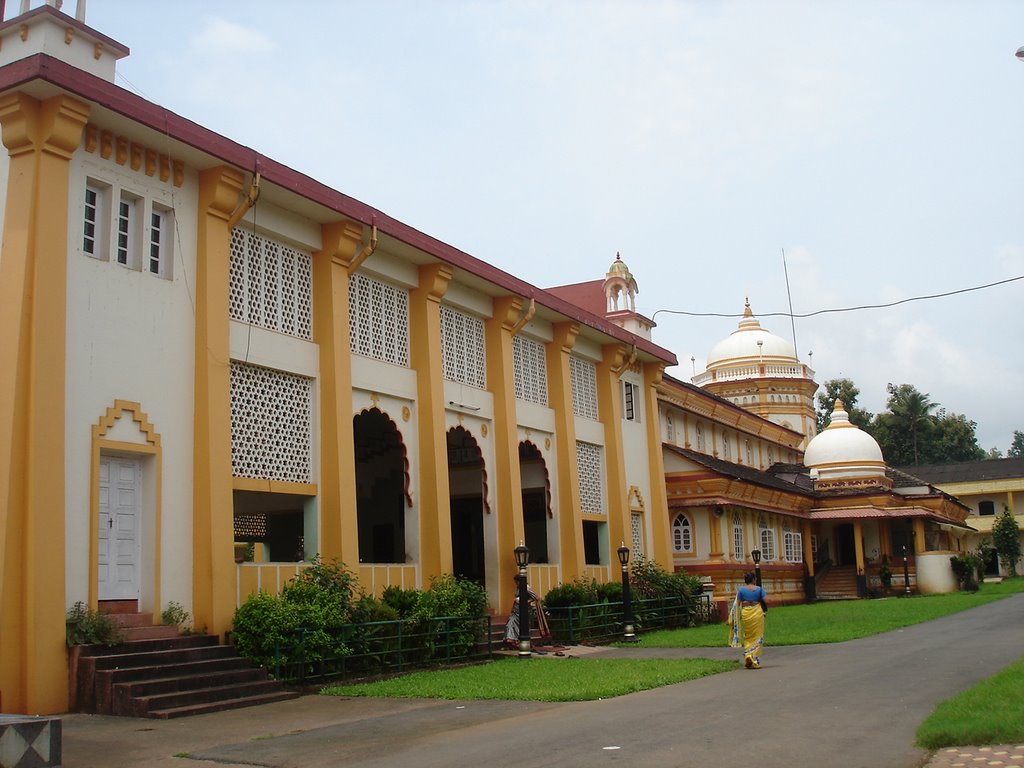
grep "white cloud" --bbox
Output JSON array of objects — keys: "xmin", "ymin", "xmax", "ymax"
[{"xmin": 189, "ymin": 17, "xmax": 275, "ymax": 58}]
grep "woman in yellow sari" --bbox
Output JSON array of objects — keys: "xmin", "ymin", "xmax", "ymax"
[{"xmin": 728, "ymin": 571, "xmax": 767, "ymax": 668}]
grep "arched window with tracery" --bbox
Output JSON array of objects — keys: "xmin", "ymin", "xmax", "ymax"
[
  {"xmin": 672, "ymin": 513, "xmax": 693, "ymax": 554},
  {"xmin": 758, "ymin": 514, "xmax": 776, "ymax": 561},
  {"xmin": 732, "ymin": 511, "xmax": 744, "ymax": 560}
]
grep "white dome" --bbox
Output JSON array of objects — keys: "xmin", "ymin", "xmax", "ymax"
[
  {"xmin": 706, "ymin": 301, "xmax": 796, "ymax": 367},
  {"xmin": 804, "ymin": 401, "xmax": 885, "ymax": 482}
]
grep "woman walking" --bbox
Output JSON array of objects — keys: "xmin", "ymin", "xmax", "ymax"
[{"xmin": 729, "ymin": 571, "xmax": 767, "ymax": 668}]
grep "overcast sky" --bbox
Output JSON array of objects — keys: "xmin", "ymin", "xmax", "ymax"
[{"xmin": 79, "ymin": 1, "xmax": 1024, "ymax": 455}]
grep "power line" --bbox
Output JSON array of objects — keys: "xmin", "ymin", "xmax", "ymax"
[{"xmin": 650, "ymin": 274, "xmax": 1024, "ymax": 321}]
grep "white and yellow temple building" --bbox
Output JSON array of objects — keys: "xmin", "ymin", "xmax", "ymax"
[{"xmin": 0, "ymin": 2, "xmax": 976, "ymax": 715}]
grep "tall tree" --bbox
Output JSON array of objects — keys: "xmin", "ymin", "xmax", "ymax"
[
  {"xmin": 815, "ymin": 377, "xmax": 873, "ymax": 432},
  {"xmin": 930, "ymin": 410, "xmax": 985, "ymax": 463},
  {"xmin": 992, "ymin": 506, "xmax": 1021, "ymax": 577},
  {"xmin": 1009, "ymin": 430, "xmax": 1024, "ymax": 459},
  {"xmin": 870, "ymin": 384, "xmax": 938, "ymax": 466}
]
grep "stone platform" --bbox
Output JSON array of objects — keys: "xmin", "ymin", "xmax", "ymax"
[{"xmin": 0, "ymin": 714, "xmax": 61, "ymax": 768}]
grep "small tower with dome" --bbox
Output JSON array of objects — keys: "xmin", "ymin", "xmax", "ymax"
[
  {"xmin": 601, "ymin": 253, "xmax": 653, "ymax": 340},
  {"xmin": 804, "ymin": 400, "xmax": 891, "ymax": 490},
  {"xmin": 692, "ymin": 299, "xmax": 818, "ymax": 448}
]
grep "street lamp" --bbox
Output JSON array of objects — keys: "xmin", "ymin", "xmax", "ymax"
[
  {"xmin": 902, "ymin": 544, "xmax": 911, "ymax": 595},
  {"xmin": 751, "ymin": 549, "xmax": 762, "ymax": 587},
  {"xmin": 617, "ymin": 543, "xmax": 636, "ymax": 642},
  {"xmin": 514, "ymin": 542, "xmax": 531, "ymax": 658}
]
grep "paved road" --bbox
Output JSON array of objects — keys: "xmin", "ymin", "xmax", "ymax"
[{"xmin": 63, "ymin": 593, "xmax": 1024, "ymax": 768}]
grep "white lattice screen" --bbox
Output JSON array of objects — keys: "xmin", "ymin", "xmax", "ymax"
[
  {"xmin": 569, "ymin": 356, "xmax": 598, "ymax": 420},
  {"xmin": 229, "ymin": 228, "xmax": 313, "ymax": 340},
  {"xmin": 512, "ymin": 334, "xmax": 547, "ymax": 405},
  {"xmin": 230, "ymin": 362, "xmax": 313, "ymax": 482},
  {"xmin": 440, "ymin": 305, "xmax": 486, "ymax": 389},
  {"xmin": 348, "ymin": 273, "xmax": 410, "ymax": 367},
  {"xmin": 630, "ymin": 513, "xmax": 644, "ymax": 558},
  {"xmin": 576, "ymin": 441, "xmax": 603, "ymax": 514}
]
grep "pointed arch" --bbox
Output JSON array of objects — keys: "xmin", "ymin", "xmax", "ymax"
[
  {"xmin": 354, "ymin": 406, "xmax": 412, "ymax": 507},
  {"xmin": 447, "ymin": 426, "xmax": 490, "ymax": 514},
  {"xmin": 353, "ymin": 407, "xmax": 412, "ymax": 564},
  {"xmin": 519, "ymin": 440, "xmax": 551, "ymax": 518}
]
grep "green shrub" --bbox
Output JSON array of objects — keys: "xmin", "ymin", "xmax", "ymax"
[
  {"xmin": 597, "ymin": 579, "xmax": 623, "ymax": 603},
  {"xmin": 231, "ymin": 557, "xmax": 360, "ymax": 673},
  {"xmin": 66, "ymin": 601, "xmax": 126, "ymax": 647},
  {"xmin": 630, "ymin": 556, "xmax": 700, "ymax": 600},
  {"xmin": 951, "ymin": 554, "xmax": 982, "ymax": 590},
  {"xmin": 421, "ymin": 573, "xmax": 488, "ymax": 619},
  {"xmin": 160, "ymin": 601, "xmax": 192, "ymax": 632},
  {"xmin": 417, "ymin": 574, "xmax": 489, "ymax": 657},
  {"xmin": 543, "ymin": 578, "xmax": 599, "ymax": 607},
  {"xmin": 381, "ymin": 585, "xmax": 422, "ymax": 618}
]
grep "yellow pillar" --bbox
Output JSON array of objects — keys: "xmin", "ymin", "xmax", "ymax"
[
  {"xmin": 643, "ymin": 362, "xmax": 673, "ymax": 568},
  {"xmin": 312, "ymin": 221, "xmax": 364, "ymax": 568},
  {"xmin": 879, "ymin": 523, "xmax": 892, "ymax": 560},
  {"xmin": 913, "ymin": 518, "xmax": 926, "ymax": 554},
  {"xmin": 802, "ymin": 520, "xmax": 815, "ymax": 578},
  {"xmin": 193, "ymin": 166, "xmax": 245, "ymax": 638},
  {"xmin": 597, "ymin": 345, "xmax": 629, "ymax": 562},
  {"xmin": 707, "ymin": 511, "xmax": 725, "ymax": 563},
  {"xmin": 486, "ymin": 297, "xmax": 527, "ymax": 613},
  {"xmin": 547, "ymin": 323, "xmax": 584, "ymax": 580},
  {"xmin": 853, "ymin": 520, "xmax": 865, "ymax": 575},
  {"xmin": 410, "ymin": 264, "xmax": 454, "ymax": 578},
  {"xmin": 0, "ymin": 92, "xmax": 90, "ymax": 714}
]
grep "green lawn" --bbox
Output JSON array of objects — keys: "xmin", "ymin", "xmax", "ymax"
[
  {"xmin": 323, "ymin": 656, "xmax": 736, "ymax": 701},
  {"xmin": 321, "ymin": 578, "xmax": 1024, "ymax": 750},
  {"xmin": 632, "ymin": 579, "xmax": 1024, "ymax": 648},
  {"xmin": 916, "ymin": 657, "xmax": 1024, "ymax": 749}
]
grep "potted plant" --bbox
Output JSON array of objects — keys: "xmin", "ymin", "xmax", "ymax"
[{"xmin": 878, "ymin": 555, "xmax": 893, "ymax": 593}]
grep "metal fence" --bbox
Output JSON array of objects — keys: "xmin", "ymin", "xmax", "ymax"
[
  {"xmin": 545, "ymin": 594, "xmax": 716, "ymax": 644},
  {"xmin": 271, "ymin": 615, "xmax": 493, "ymax": 684}
]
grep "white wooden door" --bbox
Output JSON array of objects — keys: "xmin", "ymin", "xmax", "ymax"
[{"xmin": 98, "ymin": 456, "xmax": 142, "ymax": 600}]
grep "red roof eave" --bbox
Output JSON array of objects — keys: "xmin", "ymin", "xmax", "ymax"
[{"xmin": 0, "ymin": 54, "xmax": 677, "ymax": 366}]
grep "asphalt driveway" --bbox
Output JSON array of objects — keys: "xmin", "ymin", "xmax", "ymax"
[{"xmin": 63, "ymin": 592, "xmax": 1024, "ymax": 768}]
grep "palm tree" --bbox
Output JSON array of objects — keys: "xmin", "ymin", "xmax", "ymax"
[{"xmin": 885, "ymin": 384, "xmax": 937, "ymax": 465}]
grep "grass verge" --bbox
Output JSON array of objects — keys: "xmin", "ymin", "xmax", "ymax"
[
  {"xmin": 631, "ymin": 578, "xmax": 1024, "ymax": 648},
  {"xmin": 322, "ymin": 656, "xmax": 735, "ymax": 701},
  {"xmin": 916, "ymin": 657, "xmax": 1024, "ymax": 749}
]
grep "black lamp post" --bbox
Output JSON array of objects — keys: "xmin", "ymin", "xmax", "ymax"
[
  {"xmin": 751, "ymin": 549, "xmax": 762, "ymax": 587},
  {"xmin": 514, "ymin": 542, "xmax": 531, "ymax": 658},
  {"xmin": 902, "ymin": 544, "xmax": 911, "ymax": 595},
  {"xmin": 617, "ymin": 543, "xmax": 636, "ymax": 642}
]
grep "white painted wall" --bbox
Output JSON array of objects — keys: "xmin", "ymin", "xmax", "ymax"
[{"xmin": 64, "ymin": 151, "xmax": 199, "ymax": 615}]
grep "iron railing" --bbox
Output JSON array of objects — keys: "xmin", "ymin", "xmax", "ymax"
[
  {"xmin": 545, "ymin": 594, "xmax": 715, "ymax": 644},
  {"xmin": 271, "ymin": 615, "xmax": 493, "ymax": 684}
]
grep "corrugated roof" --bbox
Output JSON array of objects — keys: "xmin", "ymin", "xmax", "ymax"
[{"xmin": 899, "ymin": 458, "xmax": 1024, "ymax": 484}]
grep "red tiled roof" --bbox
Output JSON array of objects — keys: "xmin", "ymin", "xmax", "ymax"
[{"xmin": 0, "ymin": 51, "xmax": 678, "ymax": 366}]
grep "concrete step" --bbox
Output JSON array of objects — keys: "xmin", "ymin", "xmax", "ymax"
[
  {"xmin": 127, "ymin": 680, "xmax": 288, "ymax": 718},
  {"xmin": 124, "ymin": 624, "xmax": 181, "ymax": 642},
  {"xmin": 114, "ymin": 667, "xmax": 267, "ymax": 702},
  {"xmin": 147, "ymin": 690, "xmax": 300, "ymax": 720}
]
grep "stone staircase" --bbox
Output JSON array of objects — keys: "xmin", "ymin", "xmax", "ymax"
[
  {"xmin": 71, "ymin": 603, "xmax": 298, "ymax": 718},
  {"xmin": 816, "ymin": 565, "xmax": 859, "ymax": 600}
]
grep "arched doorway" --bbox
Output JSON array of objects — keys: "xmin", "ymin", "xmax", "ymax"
[
  {"xmin": 519, "ymin": 441, "xmax": 550, "ymax": 563},
  {"xmin": 353, "ymin": 409, "xmax": 409, "ymax": 563},
  {"xmin": 448, "ymin": 427, "xmax": 486, "ymax": 584}
]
